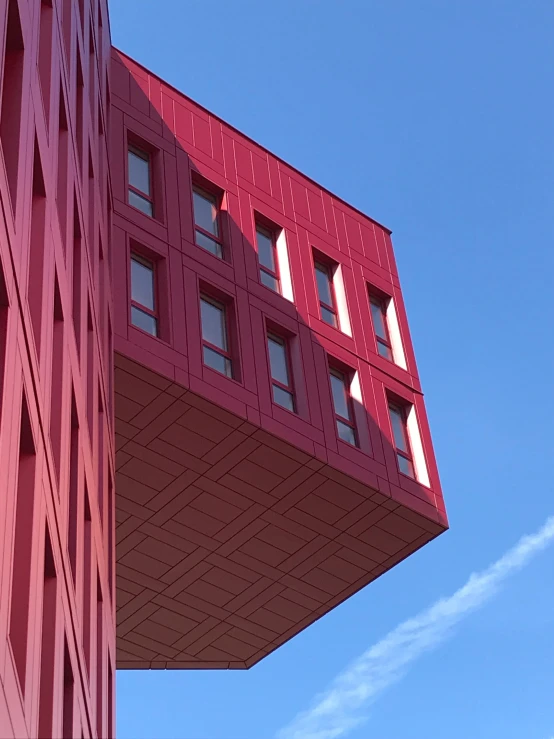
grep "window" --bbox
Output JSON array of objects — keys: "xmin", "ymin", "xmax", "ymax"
[
  {"xmin": 128, "ymin": 146, "xmax": 153, "ymax": 216},
  {"xmin": 256, "ymin": 225, "xmax": 280, "ymax": 293},
  {"xmin": 315, "ymin": 261, "xmax": 338, "ymax": 327},
  {"xmin": 193, "ymin": 187, "xmax": 223, "ymax": 258},
  {"xmin": 130, "ymin": 255, "xmax": 157, "ymax": 336},
  {"xmin": 388, "ymin": 403, "xmax": 415, "ymax": 478},
  {"xmin": 200, "ymin": 296, "xmax": 232, "ymax": 377},
  {"xmin": 370, "ymin": 294, "xmax": 393, "ymax": 360},
  {"xmin": 329, "ymin": 368, "xmax": 357, "ymax": 446},
  {"xmin": 267, "ymin": 333, "xmax": 294, "ymax": 412}
]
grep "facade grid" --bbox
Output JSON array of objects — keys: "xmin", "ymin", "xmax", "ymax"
[{"xmin": 0, "ymin": 1, "xmax": 447, "ymax": 736}]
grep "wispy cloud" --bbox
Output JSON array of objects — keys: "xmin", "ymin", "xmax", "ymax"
[{"xmin": 277, "ymin": 515, "xmax": 554, "ymax": 739}]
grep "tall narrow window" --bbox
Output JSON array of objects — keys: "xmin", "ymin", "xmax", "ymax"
[
  {"xmin": 267, "ymin": 333, "xmax": 294, "ymax": 412},
  {"xmin": 127, "ymin": 146, "xmax": 153, "ymax": 216},
  {"xmin": 200, "ymin": 296, "xmax": 232, "ymax": 378},
  {"xmin": 193, "ymin": 187, "xmax": 223, "ymax": 258},
  {"xmin": 256, "ymin": 225, "xmax": 280, "ymax": 293},
  {"xmin": 388, "ymin": 403, "xmax": 415, "ymax": 478},
  {"xmin": 130, "ymin": 254, "xmax": 158, "ymax": 336},
  {"xmin": 329, "ymin": 368, "xmax": 357, "ymax": 446},
  {"xmin": 315, "ymin": 261, "xmax": 338, "ymax": 327},
  {"xmin": 370, "ymin": 294, "xmax": 393, "ymax": 360}
]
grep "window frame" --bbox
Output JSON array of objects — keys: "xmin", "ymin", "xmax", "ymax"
[
  {"xmin": 329, "ymin": 366, "xmax": 357, "ymax": 446},
  {"xmin": 199, "ymin": 293, "xmax": 233, "ymax": 378},
  {"xmin": 388, "ymin": 401, "xmax": 415, "ymax": 479},
  {"xmin": 369, "ymin": 293, "xmax": 393, "ymax": 361},
  {"xmin": 127, "ymin": 145, "xmax": 154, "ymax": 217},
  {"xmin": 192, "ymin": 185, "xmax": 224, "ymax": 259},
  {"xmin": 267, "ymin": 332, "xmax": 295, "ymax": 412},
  {"xmin": 129, "ymin": 253, "xmax": 158, "ymax": 337},
  {"xmin": 314, "ymin": 260, "xmax": 339, "ymax": 328},
  {"xmin": 256, "ymin": 224, "xmax": 281, "ymax": 294}
]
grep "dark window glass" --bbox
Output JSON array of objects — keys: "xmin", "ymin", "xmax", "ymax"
[
  {"xmin": 195, "ymin": 229, "xmax": 222, "ymax": 258},
  {"xmin": 256, "ymin": 226, "xmax": 280, "ymax": 293},
  {"xmin": 193, "ymin": 189, "xmax": 219, "ymax": 236},
  {"xmin": 370, "ymin": 295, "xmax": 393, "ymax": 360},
  {"xmin": 370, "ymin": 299, "xmax": 388, "ymax": 341},
  {"xmin": 257, "ymin": 228, "xmax": 276, "ymax": 272},
  {"xmin": 200, "ymin": 298, "xmax": 227, "ymax": 351},
  {"xmin": 203, "ymin": 345, "xmax": 232, "ymax": 377},
  {"xmin": 388, "ymin": 403, "xmax": 415, "ymax": 478},
  {"xmin": 268, "ymin": 336, "xmax": 289, "ymax": 386},
  {"xmin": 261, "ymin": 270, "xmax": 279, "ymax": 292},
  {"xmin": 131, "ymin": 306, "xmax": 157, "ymax": 336},
  {"xmin": 330, "ymin": 371, "xmax": 351, "ymax": 421},
  {"xmin": 397, "ymin": 454, "xmax": 415, "ymax": 477},
  {"xmin": 128, "ymin": 149, "xmax": 150, "ymax": 195},
  {"xmin": 128, "ymin": 189, "xmax": 152, "ymax": 217},
  {"xmin": 273, "ymin": 385, "xmax": 294, "ymax": 412},
  {"xmin": 200, "ymin": 296, "xmax": 232, "ymax": 378},
  {"xmin": 315, "ymin": 262, "xmax": 333, "ymax": 306},
  {"xmin": 378, "ymin": 341, "xmax": 393, "ymax": 360},
  {"xmin": 130, "ymin": 255, "xmax": 158, "ymax": 337},
  {"xmin": 389, "ymin": 405, "xmax": 408, "ymax": 453},
  {"xmin": 131, "ymin": 257, "xmax": 154, "ymax": 310},
  {"xmin": 330, "ymin": 368, "xmax": 356, "ymax": 446},
  {"xmin": 268, "ymin": 334, "xmax": 295, "ymax": 412},
  {"xmin": 321, "ymin": 305, "xmax": 337, "ymax": 327},
  {"xmin": 337, "ymin": 419, "xmax": 356, "ymax": 446}
]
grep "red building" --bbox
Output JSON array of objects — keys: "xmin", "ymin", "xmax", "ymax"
[{"xmin": 0, "ymin": 0, "xmax": 447, "ymax": 736}]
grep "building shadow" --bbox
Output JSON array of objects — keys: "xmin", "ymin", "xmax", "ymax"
[{"xmin": 110, "ymin": 48, "xmax": 447, "ymax": 672}]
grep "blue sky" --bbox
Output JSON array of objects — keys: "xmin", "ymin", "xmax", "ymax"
[{"xmin": 110, "ymin": 1, "xmax": 554, "ymax": 737}]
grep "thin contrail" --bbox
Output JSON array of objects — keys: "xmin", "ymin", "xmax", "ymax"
[{"xmin": 277, "ymin": 515, "xmax": 554, "ymax": 739}]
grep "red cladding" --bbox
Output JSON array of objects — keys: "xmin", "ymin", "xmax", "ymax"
[
  {"xmin": 109, "ymin": 49, "xmax": 447, "ymax": 671},
  {"xmin": 0, "ymin": 0, "xmax": 114, "ymax": 736},
  {"xmin": 0, "ymin": 0, "xmax": 447, "ymax": 734}
]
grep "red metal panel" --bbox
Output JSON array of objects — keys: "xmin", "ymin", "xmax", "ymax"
[
  {"xmin": 0, "ymin": 0, "xmax": 113, "ymax": 736},
  {"xmin": 109, "ymin": 46, "xmax": 447, "ymax": 672}
]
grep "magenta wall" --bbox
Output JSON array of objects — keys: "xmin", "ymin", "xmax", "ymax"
[
  {"xmin": 0, "ymin": 0, "xmax": 114, "ymax": 737},
  {"xmin": 110, "ymin": 50, "xmax": 446, "ymax": 526}
]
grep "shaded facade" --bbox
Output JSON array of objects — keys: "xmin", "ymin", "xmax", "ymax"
[
  {"xmin": 0, "ymin": 0, "xmax": 114, "ymax": 737},
  {"xmin": 0, "ymin": 0, "xmax": 447, "ymax": 735},
  {"xmin": 110, "ymin": 51, "xmax": 447, "ymax": 671}
]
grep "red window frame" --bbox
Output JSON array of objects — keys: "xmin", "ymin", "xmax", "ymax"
[
  {"xmin": 267, "ymin": 332, "xmax": 295, "ymax": 412},
  {"xmin": 329, "ymin": 367, "xmax": 358, "ymax": 446},
  {"xmin": 199, "ymin": 294, "xmax": 233, "ymax": 378},
  {"xmin": 315, "ymin": 260, "xmax": 339, "ymax": 328},
  {"xmin": 130, "ymin": 254, "xmax": 158, "ymax": 337},
  {"xmin": 192, "ymin": 185, "xmax": 224, "ymax": 259},
  {"xmin": 127, "ymin": 145, "xmax": 154, "ymax": 216},
  {"xmin": 369, "ymin": 293, "xmax": 393, "ymax": 361},
  {"xmin": 256, "ymin": 224, "xmax": 281, "ymax": 294},
  {"xmin": 388, "ymin": 402, "xmax": 415, "ymax": 478}
]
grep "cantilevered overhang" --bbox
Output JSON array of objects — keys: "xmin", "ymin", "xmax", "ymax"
[{"xmin": 114, "ymin": 354, "xmax": 446, "ymax": 669}]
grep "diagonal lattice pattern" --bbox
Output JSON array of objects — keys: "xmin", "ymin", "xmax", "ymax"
[{"xmin": 115, "ymin": 354, "xmax": 444, "ymax": 669}]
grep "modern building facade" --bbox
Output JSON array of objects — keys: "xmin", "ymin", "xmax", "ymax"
[{"xmin": 0, "ymin": 0, "xmax": 447, "ymax": 736}]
